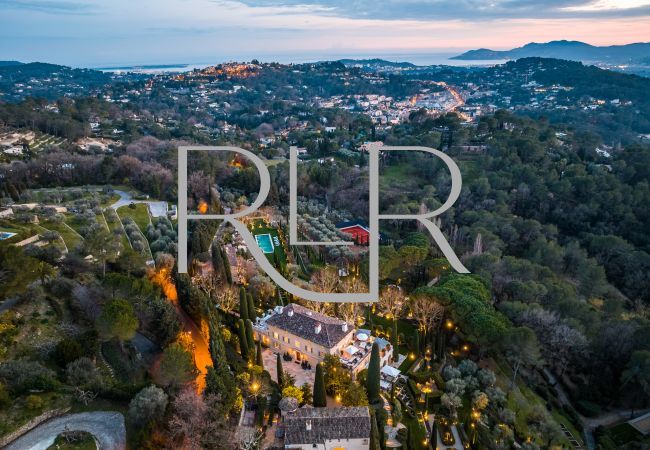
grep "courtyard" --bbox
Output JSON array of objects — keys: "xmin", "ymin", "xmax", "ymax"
[{"xmin": 262, "ymin": 348, "xmax": 315, "ymax": 387}]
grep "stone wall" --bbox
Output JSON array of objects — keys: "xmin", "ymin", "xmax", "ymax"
[{"xmin": 0, "ymin": 407, "xmax": 71, "ymax": 448}]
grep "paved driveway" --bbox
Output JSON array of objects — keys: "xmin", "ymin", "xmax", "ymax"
[
  {"xmin": 6, "ymin": 411, "xmax": 126, "ymax": 450},
  {"xmin": 110, "ymin": 190, "xmax": 168, "ymax": 218}
]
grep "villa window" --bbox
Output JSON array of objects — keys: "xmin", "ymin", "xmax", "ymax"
[
  {"xmin": 273, "ymin": 332, "xmax": 278, "ymax": 339},
  {"xmin": 295, "ymin": 340, "xmax": 300, "ymax": 348}
]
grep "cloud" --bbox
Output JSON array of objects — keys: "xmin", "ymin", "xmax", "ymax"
[
  {"xmin": 0, "ymin": 0, "xmax": 96, "ymax": 14},
  {"xmin": 232, "ymin": 0, "xmax": 650, "ymax": 20}
]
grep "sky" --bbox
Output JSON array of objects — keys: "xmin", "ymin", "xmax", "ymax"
[{"xmin": 0, "ymin": 0, "xmax": 649, "ymax": 67}]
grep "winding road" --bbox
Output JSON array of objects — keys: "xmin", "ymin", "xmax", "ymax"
[{"xmin": 5, "ymin": 411, "xmax": 126, "ymax": 450}]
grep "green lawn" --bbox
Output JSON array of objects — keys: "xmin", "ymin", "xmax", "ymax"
[
  {"xmin": 41, "ymin": 219, "xmax": 84, "ymax": 250},
  {"xmin": 116, "ymin": 204, "xmax": 150, "ymax": 232},
  {"xmin": 0, "ymin": 222, "xmax": 43, "ymax": 247},
  {"xmin": 64, "ymin": 215, "xmax": 87, "ymax": 236},
  {"xmin": 47, "ymin": 432, "xmax": 97, "ymax": 450},
  {"xmin": 104, "ymin": 210, "xmax": 131, "ymax": 250},
  {"xmin": 250, "ymin": 220, "xmax": 287, "ymax": 271}
]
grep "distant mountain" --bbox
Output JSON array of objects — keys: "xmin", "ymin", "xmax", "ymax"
[
  {"xmin": 0, "ymin": 61, "xmax": 24, "ymax": 67},
  {"xmin": 452, "ymin": 40, "xmax": 650, "ymax": 65}
]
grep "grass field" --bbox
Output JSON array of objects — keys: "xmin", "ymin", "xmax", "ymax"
[
  {"xmin": 41, "ymin": 219, "xmax": 84, "ymax": 250},
  {"xmin": 104, "ymin": 209, "xmax": 131, "ymax": 250},
  {"xmin": 116, "ymin": 204, "xmax": 150, "ymax": 232},
  {"xmin": 250, "ymin": 219, "xmax": 287, "ymax": 271}
]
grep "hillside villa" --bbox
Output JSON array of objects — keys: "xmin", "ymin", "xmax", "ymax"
[{"xmin": 254, "ymin": 303, "xmax": 393, "ymax": 378}]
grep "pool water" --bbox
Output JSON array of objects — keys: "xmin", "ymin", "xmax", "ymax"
[
  {"xmin": 255, "ymin": 233, "xmax": 275, "ymax": 254},
  {"xmin": 0, "ymin": 232, "xmax": 17, "ymax": 240}
]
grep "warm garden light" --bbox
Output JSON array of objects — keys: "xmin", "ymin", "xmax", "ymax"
[{"xmin": 2, "ymin": 5, "xmax": 646, "ymax": 449}]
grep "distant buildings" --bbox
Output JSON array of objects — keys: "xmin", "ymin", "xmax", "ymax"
[{"xmin": 284, "ymin": 406, "xmax": 371, "ymax": 450}]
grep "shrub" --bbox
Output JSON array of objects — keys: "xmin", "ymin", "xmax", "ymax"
[
  {"xmin": 0, "ymin": 360, "xmax": 58, "ymax": 394},
  {"xmin": 576, "ymin": 400, "xmax": 603, "ymax": 418},
  {"xmin": 25, "ymin": 394, "xmax": 43, "ymax": 410},
  {"xmin": 128, "ymin": 385, "xmax": 168, "ymax": 426},
  {"xmin": 53, "ymin": 338, "xmax": 83, "ymax": 366},
  {"xmin": 66, "ymin": 358, "xmax": 103, "ymax": 389},
  {"xmin": 0, "ymin": 382, "xmax": 11, "ymax": 409}
]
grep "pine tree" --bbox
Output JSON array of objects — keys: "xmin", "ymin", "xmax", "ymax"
[
  {"xmin": 256, "ymin": 340, "xmax": 264, "ymax": 368},
  {"xmin": 247, "ymin": 293, "xmax": 257, "ymax": 322},
  {"xmin": 239, "ymin": 287, "xmax": 248, "ymax": 321},
  {"xmin": 237, "ymin": 319, "xmax": 249, "ymax": 360},
  {"xmin": 313, "ymin": 363, "xmax": 327, "ymax": 407},
  {"xmin": 276, "ymin": 353, "xmax": 284, "ymax": 385},
  {"xmin": 366, "ymin": 342, "xmax": 381, "ymax": 404}
]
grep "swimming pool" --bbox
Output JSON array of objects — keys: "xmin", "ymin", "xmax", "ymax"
[
  {"xmin": 0, "ymin": 232, "xmax": 17, "ymax": 240},
  {"xmin": 255, "ymin": 233, "xmax": 275, "ymax": 254}
]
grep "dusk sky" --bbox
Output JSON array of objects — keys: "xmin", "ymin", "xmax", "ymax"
[{"xmin": 1, "ymin": 0, "xmax": 649, "ymax": 67}]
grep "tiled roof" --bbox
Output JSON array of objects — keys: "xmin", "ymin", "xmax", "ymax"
[
  {"xmin": 266, "ymin": 303, "xmax": 351, "ymax": 349},
  {"xmin": 284, "ymin": 406, "xmax": 371, "ymax": 445}
]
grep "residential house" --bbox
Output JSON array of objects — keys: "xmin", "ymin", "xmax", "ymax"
[
  {"xmin": 255, "ymin": 304, "xmax": 393, "ymax": 377},
  {"xmin": 254, "ymin": 303, "xmax": 354, "ymax": 367},
  {"xmin": 284, "ymin": 406, "xmax": 371, "ymax": 450}
]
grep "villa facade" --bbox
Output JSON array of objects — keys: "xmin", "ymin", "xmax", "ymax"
[
  {"xmin": 254, "ymin": 303, "xmax": 393, "ymax": 376},
  {"xmin": 254, "ymin": 303, "xmax": 354, "ymax": 367}
]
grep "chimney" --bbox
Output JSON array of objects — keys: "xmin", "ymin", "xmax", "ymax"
[
  {"xmin": 315, "ymin": 324, "xmax": 322, "ymax": 334},
  {"xmin": 342, "ymin": 323, "xmax": 348, "ymax": 332},
  {"xmin": 305, "ymin": 420, "xmax": 312, "ymax": 431},
  {"xmin": 287, "ymin": 309, "xmax": 294, "ymax": 317}
]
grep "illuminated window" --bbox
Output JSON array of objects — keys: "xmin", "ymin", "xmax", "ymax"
[
  {"xmin": 295, "ymin": 340, "xmax": 300, "ymax": 347},
  {"xmin": 273, "ymin": 332, "xmax": 278, "ymax": 339}
]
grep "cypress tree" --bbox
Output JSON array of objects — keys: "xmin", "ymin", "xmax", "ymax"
[
  {"xmin": 413, "ymin": 333, "xmax": 420, "ymax": 354},
  {"xmin": 239, "ymin": 288, "xmax": 249, "ymax": 320},
  {"xmin": 256, "ymin": 340, "xmax": 264, "ymax": 368},
  {"xmin": 313, "ymin": 363, "xmax": 326, "ymax": 407},
  {"xmin": 237, "ymin": 319, "xmax": 249, "ymax": 360},
  {"xmin": 247, "ymin": 293, "xmax": 257, "ymax": 322},
  {"xmin": 369, "ymin": 411, "xmax": 381, "ymax": 450},
  {"xmin": 245, "ymin": 319, "xmax": 255, "ymax": 352},
  {"xmin": 366, "ymin": 342, "xmax": 381, "ymax": 404},
  {"xmin": 276, "ymin": 353, "xmax": 284, "ymax": 385},
  {"xmin": 221, "ymin": 247, "xmax": 232, "ymax": 285},
  {"xmin": 391, "ymin": 320, "xmax": 399, "ymax": 362}
]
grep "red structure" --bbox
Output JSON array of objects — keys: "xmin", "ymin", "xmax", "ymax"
[{"xmin": 338, "ymin": 223, "xmax": 370, "ymax": 246}]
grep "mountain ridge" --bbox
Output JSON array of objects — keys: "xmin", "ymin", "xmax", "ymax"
[{"xmin": 452, "ymin": 40, "xmax": 650, "ymax": 64}]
